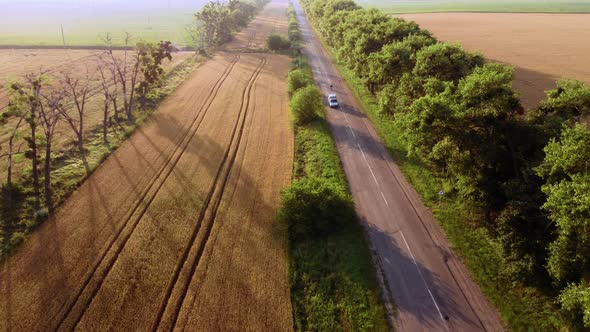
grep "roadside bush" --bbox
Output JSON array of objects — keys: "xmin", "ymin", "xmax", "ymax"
[
  {"xmin": 559, "ymin": 282, "xmax": 590, "ymax": 328},
  {"xmin": 289, "ymin": 18, "xmax": 300, "ymax": 42},
  {"xmin": 267, "ymin": 34, "xmax": 291, "ymax": 51},
  {"xmin": 290, "ymin": 85, "xmax": 323, "ymax": 125},
  {"xmin": 278, "ymin": 177, "xmax": 354, "ymax": 241},
  {"xmin": 287, "ymin": 69, "xmax": 312, "ymax": 96}
]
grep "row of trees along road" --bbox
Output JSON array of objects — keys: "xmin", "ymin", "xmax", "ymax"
[
  {"xmin": 302, "ymin": 0, "xmax": 590, "ymax": 328},
  {"xmin": 0, "ymin": 38, "xmax": 173, "ymax": 215},
  {"xmin": 188, "ymin": 0, "xmax": 270, "ymax": 51}
]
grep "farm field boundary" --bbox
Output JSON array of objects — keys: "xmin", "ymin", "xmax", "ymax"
[
  {"xmin": 355, "ymin": 0, "xmax": 590, "ymax": 14},
  {"xmin": 0, "ymin": 1, "xmax": 295, "ymax": 330},
  {"xmin": 397, "ymin": 12, "xmax": 590, "ymax": 109}
]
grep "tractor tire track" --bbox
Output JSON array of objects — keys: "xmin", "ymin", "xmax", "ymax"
[
  {"xmin": 175, "ymin": 65, "xmax": 264, "ymax": 332},
  {"xmin": 53, "ymin": 55, "xmax": 240, "ymax": 331},
  {"xmin": 150, "ymin": 55, "xmax": 267, "ymax": 332}
]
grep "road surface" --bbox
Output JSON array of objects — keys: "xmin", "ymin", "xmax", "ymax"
[{"xmin": 293, "ymin": 1, "xmax": 506, "ymax": 331}]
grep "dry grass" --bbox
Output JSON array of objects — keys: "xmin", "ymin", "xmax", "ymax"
[
  {"xmin": 0, "ymin": 1, "xmax": 294, "ymax": 330},
  {"xmin": 398, "ymin": 13, "xmax": 590, "ymax": 109}
]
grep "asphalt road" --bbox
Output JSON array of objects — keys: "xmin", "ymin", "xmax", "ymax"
[{"xmin": 292, "ymin": 1, "xmax": 506, "ymax": 331}]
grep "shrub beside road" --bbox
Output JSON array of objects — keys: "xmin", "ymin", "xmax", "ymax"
[
  {"xmin": 300, "ymin": 0, "xmax": 590, "ymax": 329},
  {"xmin": 278, "ymin": 4, "xmax": 389, "ymax": 330}
]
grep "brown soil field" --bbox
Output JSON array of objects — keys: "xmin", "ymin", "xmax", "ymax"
[
  {"xmin": 225, "ymin": 0, "xmax": 289, "ymax": 51},
  {"xmin": 0, "ymin": 49, "xmax": 194, "ymax": 182},
  {"xmin": 398, "ymin": 13, "xmax": 590, "ymax": 109},
  {"xmin": 0, "ymin": 0, "xmax": 294, "ymax": 330}
]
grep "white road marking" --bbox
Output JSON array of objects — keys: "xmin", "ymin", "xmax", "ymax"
[
  {"xmin": 348, "ymin": 126, "xmax": 357, "ymax": 139},
  {"xmin": 380, "ymin": 191, "xmax": 389, "ymax": 207},
  {"xmin": 341, "ymin": 113, "xmax": 357, "ymax": 139},
  {"xmin": 343, "ymin": 112, "xmax": 352, "ymax": 124},
  {"xmin": 298, "ymin": 5, "xmax": 458, "ymax": 330},
  {"xmin": 357, "ymin": 142, "xmax": 379, "ymax": 185},
  {"xmin": 400, "ymin": 231, "xmax": 449, "ymax": 330}
]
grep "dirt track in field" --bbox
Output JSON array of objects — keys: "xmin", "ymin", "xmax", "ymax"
[
  {"xmin": 398, "ymin": 13, "xmax": 590, "ymax": 109},
  {"xmin": 0, "ymin": 1, "xmax": 294, "ymax": 330}
]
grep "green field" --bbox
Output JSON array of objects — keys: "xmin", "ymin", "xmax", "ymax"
[
  {"xmin": 0, "ymin": 0, "xmax": 206, "ymax": 46},
  {"xmin": 356, "ymin": 0, "xmax": 590, "ymax": 13}
]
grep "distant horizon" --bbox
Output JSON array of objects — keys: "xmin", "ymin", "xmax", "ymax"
[{"xmin": 0, "ymin": 0, "xmax": 210, "ymax": 46}]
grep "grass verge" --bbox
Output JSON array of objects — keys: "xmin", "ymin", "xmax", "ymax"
[
  {"xmin": 314, "ymin": 30, "xmax": 567, "ymax": 330},
  {"xmin": 279, "ymin": 6, "xmax": 389, "ymax": 330},
  {"xmin": 284, "ymin": 61, "xmax": 389, "ymax": 332},
  {"xmin": 0, "ymin": 55, "xmax": 203, "ymax": 258}
]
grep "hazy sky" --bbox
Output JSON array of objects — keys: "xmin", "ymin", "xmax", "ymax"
[
  {"xmin": 0, "ymin": 0, "xmax": 203, "ymax": 22},
  {"xmin": 0, "ymin": 0, "xmax": 210, "ymax": 44}
]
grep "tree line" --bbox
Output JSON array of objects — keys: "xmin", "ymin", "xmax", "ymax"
[
  {"xmin": 301, "ymin": 0, "xmax": 590, "ymax": 327},
  {"xmin": 189, "ymin": 0, "xmax": 270, "ymax": 51},
  {"xmin": 1, "ymin": 38, "xmax": 174, "ymax": 215}
]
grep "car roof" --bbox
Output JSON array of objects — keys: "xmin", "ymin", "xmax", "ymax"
[{"xmin": 328, "ymin": 94, "xmax": 337, "ymax": 98}]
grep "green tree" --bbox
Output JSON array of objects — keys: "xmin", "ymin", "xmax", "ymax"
[
  {"xmin": 544, "ymin": 175, "xmax": 590, "ymax": 282},
  {"xmin": 398, "ymin": 64, "xmax": 522, "ymax": 204},
  {"xmin": 559, "ymin": 282, "xmax": 590, "ymax": 327},
  {"xmin": 288, "ymin": 69, "xmax": 312, "ymax": 96},
  {"xmin": 266, "ymin": 34, "xmax": 291, "ymax": 51},
  {"xmin": 381, "ymin": 72, "xmax": 425, "ymax": 115},
  {"xmin": 278, "ymin": 177, "xmax": 354, "ymax": 241},
  {"xmin": 530, "ymin": 79, "xmax": 590, "ymax": 139},
  {"xmin": 366, "ymin": 34, "xmax": 435, "ymax": 93},
  {"xmin": 290, "ymin": 85, "xmax": 323, "ymax": 125},
  {"xmin": 542, "ymin": 79, "xmax": 590, "ymax": 119},
  {"xmin": 340, "ymin": 15, "xmax": 427, "ymax": 77},
  {"xmin": 135, "ymin": 41, "xmax": 174, "ymax": 109},
  {"xmin": 536, "ymin": 124, "xmax": 590, "ymax": 282},
  {"xmin": 536, "ymin": 123, "xmax": 590, "ymax": 182},
  {"xmin": 413, "ymin": 42, "xmax": 483, "ymax": 82},
  {"xmin": 367, "ymin": 41, "xmax": 412, "ymax": 93}
]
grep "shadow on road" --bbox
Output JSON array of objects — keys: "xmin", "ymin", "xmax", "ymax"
[{"xmin": 363, "ymin": 220, "xmax": 484, "ymax": 330}]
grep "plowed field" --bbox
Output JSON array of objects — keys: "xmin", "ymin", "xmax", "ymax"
[
  {"xmin": 0, "ymin": 0, "xmax": 294, "ymax": 330},
  {"xmin": 398, "ymin": 13, "xmax": 590, "ymax": 109}
]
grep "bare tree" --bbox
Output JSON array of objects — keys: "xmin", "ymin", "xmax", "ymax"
[
  {"xmin": 97, "ymin": 56, "xmax": 117, "ymax": 144},
  {"xmin": 186, "ymin": 19, "xmax": 205, "ymax": 52},
  {"xmin": 39, "ymin": 89, "xmax": 64, "ymax": 207},
  {"xmin": 101, "ymin": 34, "xmax": 120, "ymax": 120},
  {"xmin": 59, "ymin": 69, "xmax": 93, "ymax": 152},
  {"xmin": 104, "ymin": 32, "xmax": 141, "ymax": 123}
]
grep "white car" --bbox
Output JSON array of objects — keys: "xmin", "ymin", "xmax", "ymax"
[{"xmin": 328, "ymin": 94, "xmax": 339, "ymax": 108}]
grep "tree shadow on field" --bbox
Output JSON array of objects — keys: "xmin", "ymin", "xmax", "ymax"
[
  {"xmin": 510, "ymin": 65, "xmax": 558, "ymax": 111},
  {"xmin": 167, "ymin": 131, "xmax": 293, "ymax": 330},
  {"xmin": 0, "ymin": 184, "xmax": 26, "ymax": 331}
]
